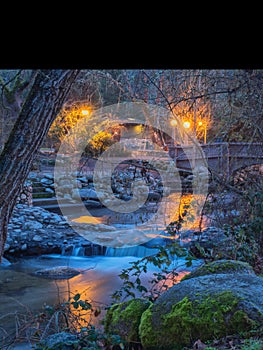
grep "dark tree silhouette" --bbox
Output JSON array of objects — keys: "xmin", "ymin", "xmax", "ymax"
[{"xmin": 0, "ymin": 69, "xmax": 79, "ymax": 262}]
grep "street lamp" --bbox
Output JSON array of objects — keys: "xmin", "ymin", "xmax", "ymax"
[
  {"xmin": 81, "ymin": 109, "xmax": 90, "ymax": 116},
  {"xmin": 183, "ymin": 121, "xmax": 191, "ymax": 145},
  {"xmin": 183, "ymin": 121, "xmax": 191, "ymax": 129}
]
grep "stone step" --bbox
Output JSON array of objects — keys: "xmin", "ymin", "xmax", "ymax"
[
  {"xmin": 33, "ymin": 197, "xmax": 67, "ymax": 206},
  {"xmin": 32, "ymin": 187, "xmax": 46, "ymax": 193},
  {"xmin": 32, "ymin": 192, "xmax": 55, "ymax": 199},
  {"xmin": 33, "ymin": 196, "xmax": 101, "ymax": 206},
  {"xmin": 35, "ymin": 201, "xmax": 103, "ymax": 215}
]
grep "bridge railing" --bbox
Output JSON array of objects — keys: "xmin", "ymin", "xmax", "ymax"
[
  {"xmin": 228, "ymin": 142, "xmax": 263, "ymax": 157},
  {"xmin": 171, "ymin": 142, "xmax": 263, "ymax": 178}
]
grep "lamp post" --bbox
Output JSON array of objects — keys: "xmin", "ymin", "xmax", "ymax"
[
  {"xmin": 170, "ymin": 119, "xmax": 191, "ymax": 145},
  {"xmin": 183, "ymin": 121, "xmax": 191, "ymax": 145},
  {"xmin": 170, "ymin": 119, "xmax": 177, "ymax": 144},
  {"xmin": 198, "ymin": 121, "xmax": 207, "ymax": 144}
]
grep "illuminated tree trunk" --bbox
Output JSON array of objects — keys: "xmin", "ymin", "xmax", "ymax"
[{"xmin": 0, "ymin": 69, "xmax": 80, "ymax": 262}]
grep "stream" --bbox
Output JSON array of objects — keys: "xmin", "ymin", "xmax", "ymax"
[
  {"xmin": 0, "ymin": 252, "xmax": 202, "ymax": 348},
  {"xmin": 0, "ymin": 193, "xmax": 206, "ymax": 348}
]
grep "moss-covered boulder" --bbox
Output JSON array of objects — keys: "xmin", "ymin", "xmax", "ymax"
[
  {"xmin": 182, "ymin": 259, "xmax": 255, "ymax": 281},
  {"xmin": 104, "ymin": 298, "xmax": 151, "ymax": 343},
  {"xmin": 139, "ymin": 272, "xmax": 263, "ymax": 349}
]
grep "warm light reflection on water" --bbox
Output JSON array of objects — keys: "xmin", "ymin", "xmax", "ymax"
[
  {"xmin": 70, "ymin": 193, "xmax": 208, "ymax": 233},
  {"xmin": 73, "ymin": 214, "xmax": 108, "ymax": 224},
  {"xmin": 165, "ymin": 193, "xmax": 208, "ymax": 231}
]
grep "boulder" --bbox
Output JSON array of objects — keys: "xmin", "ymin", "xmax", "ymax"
[
  {"xmin": 79, "ymin": 188, "xmax": 98, "ymax": 200},
  {"xmin": 34, "ymin": 266, "xmax": 81, "ymax": 279},
  {"xmin": 104, "ymin": 299, "xmax": 151, "ymax": 343},
  {"xmin": 40, "ymin": 332, "xmax": 77, "ymax": 350},
  {"xmin": 139, "ymin": 260, "xmax": 263, "ymax": 349},
  {"xmin": 182, "ymin": 259, "xmax": 255, "ymax": 281}
]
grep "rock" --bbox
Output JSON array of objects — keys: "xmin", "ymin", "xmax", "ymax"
[
  {"xmin": 32, "ymin": 235, "xmax": 43, "ymax": 242},
  {"xmin": 148, "ymin": 191, "xmax": 161, "ymax": 201},
  {"xmin": 0, "ymin": 257, "xmax": 11, "ymax": 266},
  {"xmin": 63, "ymin": 194, "xmax": 72, "ymax": 200},
  {"xmin": 21, "ymin": 244, "xmax": 27, "ymax": 251},
  {"xmin": 23, "ymin": 221, "xmax": 43, "ymax": 230},
  {"xmin": 43, "ymin": 173, "xmax": 54, "ymax": 180},
  {"xmin": 44, "ymin": 187, "xmax": 54, "ymax": 193},
  {"xmin": 84, "ymin": 199, "xmax": 103, "ymax": 207},
  {"xmin": 189, "ymin": 227, "xmax": 230, "ymax": 258},
  {"xmin": 104, "ymin": 299, "xmax": 151, "ymax": 343},
  {"xmin": 40, "ymin": 332, "xmax": 77, "ymax": 349},
  {"xmin": 139, "ymin": 261, "xmax": 263, "ymax": 349},
  {"xmin": 182, "ymin": 259, "xmax": 256, "ymax": 281},
  {"xmin": 4, "ymin": 243, "xmax": 10, "ymax": 251},
  {"xmin": 34, "ymin": 266, "xmax": 81, "ymax": 279},
  {"xmin": 79, "ymin": 188, "xmax": 98, "ymax": 200},
  {"xmin": 40, "ymin": 178, "xmax": 53, "ymax": 185},
  {"xmin": 65, "ymin": 231, "xmax": 76, "ymax": 237}
]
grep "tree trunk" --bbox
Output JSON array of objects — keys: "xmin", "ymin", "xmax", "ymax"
[{"xmin": 0, "ymin": 69, "xmax": 80, "ymax": 262}]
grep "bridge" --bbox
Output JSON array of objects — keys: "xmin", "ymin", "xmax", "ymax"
[
  {"xmin": 125, "ymin": 142, "xmax": 263, "ymax": 180},
  {"xmin": 51, "ymin": 141, "xmax": 263, "ymax": 183},
  {"xmin": 171, "ymin": 142, "xmax": 263, "ymax": 179}
]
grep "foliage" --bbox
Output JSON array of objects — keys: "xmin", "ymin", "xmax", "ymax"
[
  {"xmin": 240, "ymin": 338, "xmax": 263, "ymax": 350},
  {"xmin": 200, "ymin": 167, "xmax": 263, "ymax": 272},
  {"xmin": 220, "ymin": 224, "xmax": 260, "ymax": 268},
  {"xmin": 47, "ymin": 102, "xmax": 92, "ymax": 150},
  {"xmin": 3, "ymin": 292, "xmax": 124, "ymax": 350},
  {"xmin": 84, "ymin": 131, "xmax": 115, "ymax": 158}
]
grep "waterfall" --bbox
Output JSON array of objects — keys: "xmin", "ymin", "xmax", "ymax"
[
  {"xmin": 60, "ymin": 243, "xmax": 159, "ymax": 258},
  {"xmin": 105, "ymin": 245, "xmax": 159, "ymax": 257},
  {"xmin": 72, "ymin": 246, "xmax": 85, "ymax": 257},
  {"xmin": 61, "ymin": 245, "xmax": 86, "ymax": 257}
]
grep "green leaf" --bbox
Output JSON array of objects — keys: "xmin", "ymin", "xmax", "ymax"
[
  {"xmin": 73, "ymin": 293, "xmax": 81, "ymax": 301},
  {"xmin": 135, "ymin": 277, "xmax": 141, "ymax": 285},
  {"xmin": 138, "ymin": 285, "xmax": 148, "ymax": 293},
  {"xmin": 71, "ymin": 301, "xmax": 79, "ymax": 309}
]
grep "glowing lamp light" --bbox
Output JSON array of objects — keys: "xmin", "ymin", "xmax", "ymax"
[
  {"xmin": 198, "ymin": 121, "xmax": 203, "ymax": 126},
  {"xmin": 81, "ymin": 109, "xmax": 90, "ymax": 116},
  {"xmin": 170, "ymin": 119, "xmax": 177, "ymax": 126},
  {"xmin": 183, "ymin": 121, "xmax": 191, "ymax": 129}
]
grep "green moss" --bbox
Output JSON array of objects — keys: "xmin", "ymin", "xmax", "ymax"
[
  {"xmin": 104, "ymin": 299, "xmax": 151, "ymax": 343},
  {"xmin": 139, "ymin": 291, "xmax": 260, "ymax": 349},
  {"xmin": 230, "ymin": 310, "xmax": 258, "ymax": 333},
  {"xmin": 139, "ymin": 305, "xmax": 161, "ymax": 349},
  {"xmin": 182, "ymin": 260, "xmax": 254, "ymax": 281}
]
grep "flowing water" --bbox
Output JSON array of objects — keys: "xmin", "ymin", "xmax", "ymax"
[
  {"xmin": 0, "ymin": 252, "xmax": 202, "ymax": 348},
  {"xmin": 1, "ymin": 193, "xmax": 207, "ymax": 348}
]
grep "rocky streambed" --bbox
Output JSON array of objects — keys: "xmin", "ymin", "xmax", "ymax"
[
  {"xmin": 4, "ymin": 204, "xmax": 107, "ymax": 259},
  {"xmin": 4, "ymin": 201, "xmax": 230, "ymax": 264}
]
